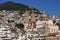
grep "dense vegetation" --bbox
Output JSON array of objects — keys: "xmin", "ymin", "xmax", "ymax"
[{"xmin": 15, "ymin": 23, "xmax": 24, "ymax": 29}]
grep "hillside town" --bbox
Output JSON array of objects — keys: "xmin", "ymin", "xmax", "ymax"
[{"xmin": 0, "ymin": 10, "xmax": 60, "ymax": 40}]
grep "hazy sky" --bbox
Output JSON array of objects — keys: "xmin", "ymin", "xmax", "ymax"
[{"xmin": 0, "ymin": 0, "xmax": 60, "ymax": 17}]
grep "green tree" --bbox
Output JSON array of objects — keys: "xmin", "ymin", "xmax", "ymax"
[{"xmin": 15, "ymin": 23, "xmax": 24, "ymax": 29}]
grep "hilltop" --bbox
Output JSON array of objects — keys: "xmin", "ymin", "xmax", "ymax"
[{"xmin": 0, "ymin": 1, "xmax": 40, "ymax": 14}]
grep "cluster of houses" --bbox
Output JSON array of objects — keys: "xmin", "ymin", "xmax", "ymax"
[
  {"xmin": 0, "ymin": 10, "xmax": 60, "ymax": 40},
  {"xmin": 22, "ymin": 10, "xmax": 60, "ymax": 40},
  {"xmin": 0, "ymin": 10, "xmax": 21, "ymax": 40}
]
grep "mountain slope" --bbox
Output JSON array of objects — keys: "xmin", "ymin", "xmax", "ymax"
[{"xmin": 0, "ymin": 1, "xmax": 40, "ymax": 14}]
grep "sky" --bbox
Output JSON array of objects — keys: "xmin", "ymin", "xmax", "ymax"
[{"xmin": 0, "ymin": 0, "xmax": 60, "ymax": 17}]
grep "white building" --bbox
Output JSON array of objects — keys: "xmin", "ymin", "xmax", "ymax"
[{"xmin": 36, "ymin": 20, "xmax": 43, "ymax": 28}]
